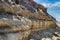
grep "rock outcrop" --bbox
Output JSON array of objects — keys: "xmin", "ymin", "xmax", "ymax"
[{"xmin": 0, "ymin": 0, "xmax": 60, "ymax": 40}]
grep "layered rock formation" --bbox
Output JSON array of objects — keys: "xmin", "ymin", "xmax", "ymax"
[{"xmin": 0, "ymin": 0, "xmax": 60, "ymax": 40}]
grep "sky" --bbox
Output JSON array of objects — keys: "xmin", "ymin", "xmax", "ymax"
[{"xmin": 34, "ymin": 0, "xmax": 60, "ymax": 22}]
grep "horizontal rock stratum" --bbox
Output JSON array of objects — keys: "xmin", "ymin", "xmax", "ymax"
[{"xmin": 0, "ymin": 0, "xmax": 60, "ymax": 40}]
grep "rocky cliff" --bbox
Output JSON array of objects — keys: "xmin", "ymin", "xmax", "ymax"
[{"xmin": 0, "ymin": 0, "xmax": 60, "ymax": 40}]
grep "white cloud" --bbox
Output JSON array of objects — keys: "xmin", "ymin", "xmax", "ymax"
[
  {"xmin": 41, "ymin": 3, "xmax": 51, "ymax": 7},
  {"xmin": 41, "ymin": 2, "xmax": 60, "ymax": 7},
  {"xmin": 54, "ymin": 2, "xmax": 60, "ymax": 7}
]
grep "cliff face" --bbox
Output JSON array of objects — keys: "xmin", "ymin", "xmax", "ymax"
[{"xmin": 0, "ymin": 0, "xmax": 60, "ymax": 40}]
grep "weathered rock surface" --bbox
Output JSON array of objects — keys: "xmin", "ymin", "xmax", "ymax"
[{"xmin": 0, "ymin": 0, "xmax": 60, "ymax": 40}]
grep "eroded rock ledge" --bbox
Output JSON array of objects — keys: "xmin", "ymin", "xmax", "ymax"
[{"xmin": 0, "ymin": 0, "xmax": 60, "ymax": 40}]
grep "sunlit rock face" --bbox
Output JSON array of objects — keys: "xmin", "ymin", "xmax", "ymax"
[{"xmin": 0, "ymin": 0, "xmax": 60, "ymax": 40}]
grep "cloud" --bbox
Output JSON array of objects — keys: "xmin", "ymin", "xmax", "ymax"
[
  {"xmin": 41, "ymin": 3, "xmax": 51, "ymax": 7},
  {"xmin": 54, "ymin": 2, "xmax": 60, "ymax": 7},
  {"xmin": 41, "ymin": 2, "xmax": 60, "ymax": 7}
]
